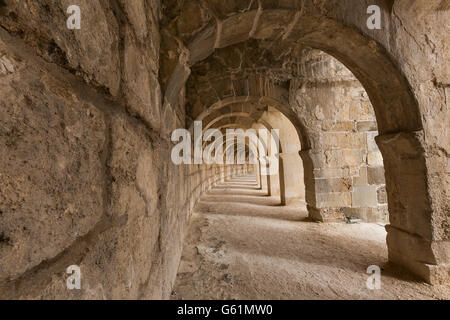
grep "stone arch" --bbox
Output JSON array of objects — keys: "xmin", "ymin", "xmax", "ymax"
[
  {"xmin": 220, "ymin": 127, "xmax": 272, "ymax": 192},
  {"xmin": 190, "ymin": 95, "xmax": 311, "ymax": 150},
  {"xmin": 164, "ymin": 9, "xmax": 445, "ymax": 283},
  {"xmin": 259, "ymin": 107, "xmax": 305, "ymax": 205},
  {"xmin": 197, "ymin": 100, "xmax": 308, "ymax": 204},
  {"xmin": 201, "ymin": 114, "xmax": 281, "ymax": 152},
  {"xmin": 167, "ymin": 10, "xmax": 422, "ymax": 134}
]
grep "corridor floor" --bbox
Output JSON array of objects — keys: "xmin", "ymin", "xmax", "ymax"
[{"xmin": 172, "ymin": 175, "xmax": 450, "ymax": 300}]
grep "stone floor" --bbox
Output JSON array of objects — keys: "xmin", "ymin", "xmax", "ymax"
[{"xmin": 172, "ymin": 175, "xmax": 450, "ymax": 300}]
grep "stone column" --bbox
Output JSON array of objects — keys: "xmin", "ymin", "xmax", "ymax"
[
  {"xmin": 220, "ymin": 165, "xmax": 225, "ymax": 183},
  {"xmin": 268, "ymin": 159, "xmax": 281, "ymax": 197},
  {"xmin": 279, "ymin": 152, "xmax": 305, "ymax": 205},
  {"xmin": 255, "ymin": 161, "xmax": 261, "ymax": 188},
  {"xmin": 377, "ymin": 131, "xmax": 449, "ymax": 284},
  {"xmin": 299, "ymin": 149, "xmax": 345, "ymax": 222}
]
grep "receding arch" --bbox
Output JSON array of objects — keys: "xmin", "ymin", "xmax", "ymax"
[
  {"xmin": 163, "ymin": 8, "xmax": 446, "ymax": 283},
  {"xmin": 190, "ymin": 94, "xmax": 311, "ymax": 150},
  {"xmin": 168, "ymin": 9, "xmax": 422, "ymax": 135}
]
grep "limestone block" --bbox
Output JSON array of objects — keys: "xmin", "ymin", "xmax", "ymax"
[
  {"xmin": 334, "ymin": 104, "xmax": 351, "ymax": 120},
  {"xmin": 204, "ymin": 0, "xmax": 257, "ymax": 19},
  {"xmin": 368, "ymin": 166, "xmax": 386, "ymax": 185},
  {"xmin": 386, "ymin": 225, "xmax": 450, "ymax": 284},
  {"xmin": 0, "ymin": 0, "xmax": 122, "ymax": 95},
  {"xmin": 175, "ymin": 0, "xmax": 211, "ymax": 42},
  {"xmin": 123, "ymin": 31, "xmax": 161, "ymax": 129},
  {"xmin": 69, "ymin": 115, "xmax": 164, "ymax": 300},
  {"xmin": 253, "ymin": 10, "xmax": 296, "ymax": 40},
  {"xmin": 0, "ymin": 56, "xmax": 106, "ymax": 283},
  {"xmin": 376, "ymin": 131, "xmax": 436, "ymax": 240},
  {"xmin": 343, "ymin": 206, "xmax": 388, "ymax": 223},
  {"xmin": 366, "ymin": 131, "xmax": 380, "ymax": 152},
  {"xmin": 323, "ymin": 150, "xmax": 342, "ymax": 167},
  {"xmin": 0, "ymin": 55, "xmax": 15, "ymax": 74},
  {"xmin": 324, "ymin": 132, "xmax": 366, "ymax": 149},
  {"xmin": 348, "ymin": 166, "xmax": 361, "ymax": 176},
  {"xmin": 368, "ymin": 151, "xmax": 384, "ymax": 166},
  {"xmin": 322, "ymin": 121, "xmax": 355, "ymax": 132},
  {"xmin": 308, "ymin": 206, "xmax": 346, "ymax": 222},
  {"xmin": 357, "ymin": 121, "xmax": 378, "ymax": 132},
  {"xmin": 189, "ymin": 26, "xmax": 216, "ymax": 65},
  {"xmin": 316, "ymin": 192, "xmax": 351, "ymax": 208},
  {"xmin": 314, "ymin": 167, "xmax": 350, "ymax": 179},
  {"xmin": 377, "ymin": 186, "xmax": 388, "ymax": 204},
  {"xmin": 352, "ymin": 185, "xmax": 378, "ymax": 208},
  {"xmin": 349, "ymin": 100, "xmax": 375, "ymax": 121},
  {"xmin": 315, "ymin": 178, "xmax": 352, "ymax": 193},
  {"xmin": 343, "ymin": 149, "xmax": 365, "ymax": 167},
  {"xmin": 352, "ymin": 166, "xmax": 368, "ymax": 186},
  {"xmin": 218, "ymin": 11, "xmax": 256, "ymax": 48}
]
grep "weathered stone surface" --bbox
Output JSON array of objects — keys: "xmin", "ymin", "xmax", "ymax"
[
  {"xmin": 368, "ymin": 167, "xmax": 386, "ymax": 185},
  {"xmin": 122, "ymin": 25, "xmax": 161, "ymax": 129},
  {"xmin": 353, "ymin": 166, "xmax": 368, "ymax": 186},
  {"xmin": 368, "ymin": 151, "xmax": 384, "ymax": 167},
  {"xmin": 0, "ymin": 14, "xmax": 195, "ymax": 298},
  {"xmin": 0, "ymin": 0, "xmax": 448, "ymax": 296},
  {"xmin": 377, "ymin": 186, "xmax": 388, "ymax": 204},
  {"xmin": 0, "ymin": 40, "xmax": 106, "ymax": 283},
  {"xmin": 344, "ymin": 206, "xmax": 388, "ymax": 223},
  {"xmin": 352, "ymin": 186, "xmax": 378, "ymax": 208},
  {"xmin": 376, "ymin": 132, "xmax": 435, "ymax": 239},
  {"xmin": 357, "ymin": 121, "xmax": 378, "ymax": 132},
  {"xmin": 0, "ymin": 0, "xmax": 162, "ymax": 129},
  {"xmin": 316, "ymin": 192, "xmax": 351, "ymax": 208},
  {"xmin": 315, "ymin": 178, "xmax": 351, "ymax": 193},
  {"xmin": 322, "ymin": 121, "xmax": 356, "ymax": 132},
  {"xmin": 84, "ymin": 113, "xmax": 162, "ymax": 299},
  {"xmin": 0, "ymin": 0, "xmax": 122, "ymax": 95}
]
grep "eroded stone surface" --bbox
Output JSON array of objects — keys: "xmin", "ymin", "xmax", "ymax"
[
  {"xmin": 0, "ymin": 0, "xmax": 448, "ymax": 298},
  {"xmin": 0, "ymin": 39, "xmax": 106, "ymax": 284}
]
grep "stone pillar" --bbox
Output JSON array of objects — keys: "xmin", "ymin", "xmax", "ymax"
[
  {"xmin": 259, "ymin": 162, "xmax": 267, "ymax": 191},
  {"xmin": 264, "ymin": 162, "xmax": 271, "ymax": 196},
  {"xmin": 268, "ymin": 159, "xmax": 281, "ymax": 197},
  {"xmin": 376, "ymin": 131, "xmax": 449, "ymax": 284},
  {"xmin": 279, "ymin": 152, "xmax": 305, "ymax": 205},
  {"xmin": 225, "ymin": 165, "xmax": 231, "ymax": 181},
  {"xmin": 255, "ymin": 161, "xmax": 261, "ymax": 189},
  {"xmin": 299, "ymin": 150, "xmax": 316, "ymax": 214},
  {"xmin": 299, "ymin": 149, "xmax": 345, "ymax": 222},
  {"xmin": 220, "ymin": 166, "xmax": 225, "ymax": 183}
]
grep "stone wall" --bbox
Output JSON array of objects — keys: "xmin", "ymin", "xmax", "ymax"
[
  {"xmin": 290, "ymin": 50, "xmax": 387, "ymax": 223},
  {"xmin": 0, "ymin": 0, "xmax": 250, "ymax": 299}
]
